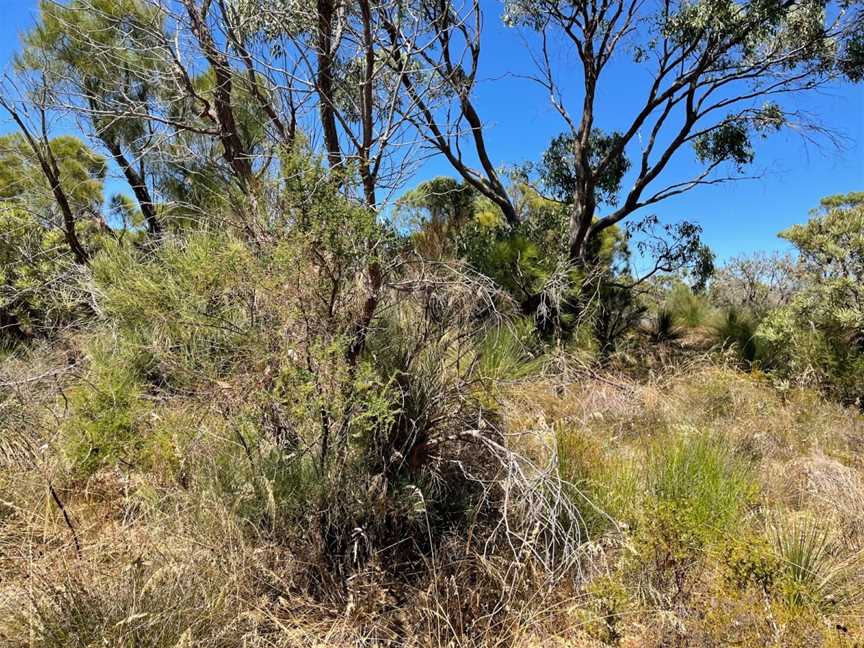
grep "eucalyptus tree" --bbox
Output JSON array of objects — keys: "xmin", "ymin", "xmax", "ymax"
[
  {"xmin": 225, "ymin": 0, "xmax": 441, "ymax": 209},
  {"xmin": 709, "ymin": 251, "xmax": 800, "ymax": 313},
  {"xmin": 500, "ymin": 0, "xmax": 864, "ymax": 265},
  {"xmin": 379, "ymin": 0, "xmax": 522, "ymax": 225}
]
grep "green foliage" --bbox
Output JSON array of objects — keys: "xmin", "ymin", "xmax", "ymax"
[
  {"xmin": 628, "ymin": 217, "xmax": 716, "ymax": 291},
  {"xmin": 712, "ymin": 306, "xmax": 760, "ymax": 363},
  {"xmin": 556, "ymin": 427, "xmax": 641, "ymax": 535},
  {"xmin": 693, "ymin": 120, "xmax": 755, "ymax": 169},
  {"xmin": 770, "ymin": 516, "xmax": 855, "ymax": 610},
  {"xmin": 0, "ymin": 134, "xmax": 109, "ymax": 342},
  {"xmin": 593, "ymin": 281, "xmax": 647, "ymax": 354},
  {"xmin": 756, "ymin": 193, "xmax": 864, "ymax": 404},
  {"xmin": 63, "ymin": 339, "xmax": 147, "ymax": 474},
  {"xmin": 541, "ymin": 129, "xmax": 631, "ymax": 205},
  {"xmin": 2, "ymin": 0, "xmax": 863, "ymax": 639},
  {"xmin": 474, "ymin": 318, "xmax": 544, "ymax": 384},
  {"xmin": 645, "ymin": 432, "xmax": 757, "ymax": 543},
  {"xmin": 395, "ymin": 176, "xmax": 478, "ymax": 257},
  {"xmin": 21, "ymin": 0, "xmax": 165, "ymax": 144},
  {"xmin": 647, "ymin": 308, "xmax": 683, "ymax": 343},
  {"xmin": 724, "ymin": 534, "xmax": 784, "ymax": 593},
  {"xmin": 663, "ymin": 282, "xmax": 714, "ymax": 328},
  {"xmin": 91, "ymin": 232, "xmax": 257, "ymax": 388},
  {"xmin": 841, "ymin": 27, "xmax": 864, "ymax": 82},
  {"xmin": 0, "ymin": 133, "xmax": 106, "ymax": 215},
  {"xmin": 0, "ymin": 208, "xmax": 80, "ymax": 341},
  {"xmin": 108, "ymin": 194, "xmax": 145, "ymax": 230},
  {"xmin": 457, "ymin": 186, "xmax": 631, "ymax": 340}
]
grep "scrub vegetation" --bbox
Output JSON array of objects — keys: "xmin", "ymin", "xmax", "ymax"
[{"xmin": 1, "ymin": 0, "xmax": 863, "ymax": 645}]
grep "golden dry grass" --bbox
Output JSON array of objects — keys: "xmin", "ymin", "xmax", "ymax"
[{"xmin": 2, "ymin": 348, "xmax": 863, "ymax": 647}]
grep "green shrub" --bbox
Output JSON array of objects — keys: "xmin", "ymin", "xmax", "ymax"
[
  {"xmin": 0, "ymin": 208, "xmax": 90, "ymax": 343},
  {"xmin": 754, "ymin": 193, "xmax": 864, "ymax": 405},
  {"xmin": 206, "ymin": 412, "xmax": 322, "ymax": 532},
  {"xmin": 664, "ymin": 283, "xmax": 713, "ymax": 329},
  {"xmin": 91, "ymin": 232, "xmax": 257, "ymax": 389},
  {"xmin": 724, "ymin": 534, "xmax": 784, "ymax": 592},
  {"xmin": 556, "ymin": 427, "xmax": 641, "ymax": 536},
  {"xmin": 475, "ymin": 318, "xmax": 544, "ymax": 384},
  {"xmin": 62, "ymin": 340, "xmax": 147, "ymax": 474},
  {"xmin": 614, "ymin": 433, "xmax": 758, "ymax": 607}
]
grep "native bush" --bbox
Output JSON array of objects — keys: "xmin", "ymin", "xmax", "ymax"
[
  {"xmin": 756, "ymin": 193, "xmax": 864, "ymax": 405},
  {"xmin": 711, "ymin": 306, "xmax": 761, "ymax": 364}
]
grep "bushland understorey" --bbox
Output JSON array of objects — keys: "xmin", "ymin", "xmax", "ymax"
[{"xmin": 1, "ymin": 0, "xmax": 864, "ymax": 645}]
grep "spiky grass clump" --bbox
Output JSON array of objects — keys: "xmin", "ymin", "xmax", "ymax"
[
  {"xmin": 664, "ymin": 284, "xmax": 714, "ymax": 329},
  {"xmin": 712, "ymin": 306, "xmax": 761, "ymax": 363},
  {"xmin": 771, "ymin": 515, "xmax": 860, "ymax": 610},
  {"xmin": 647, "ymin": 307, "xmax": 683, "ymax": 343}
]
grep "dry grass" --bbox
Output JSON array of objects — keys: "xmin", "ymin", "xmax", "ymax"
[{"xmin": 2, "ymin": 341, "xmax": 864, "ymax": 646}]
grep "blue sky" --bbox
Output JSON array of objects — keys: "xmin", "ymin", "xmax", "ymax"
[{"xmin": 0, "ymin": 1, "xmax": 861, "ymax": 263}]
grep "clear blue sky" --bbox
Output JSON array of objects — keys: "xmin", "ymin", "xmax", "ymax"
[{"xmin": 1, "ymin": 1, "xmax": 861, "ymax": 262}]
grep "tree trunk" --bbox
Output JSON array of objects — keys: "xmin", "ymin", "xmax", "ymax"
[
  {"xmin": 3, "ymin": 104, "xmax": 90, "ymax": 265},
  {"xmin": 316, "ymin": 0, "xmax": 342, "ymax": 169},
  {"xmin": 102, "ymin": 137, "xmax": 161, "ymax": 235}
]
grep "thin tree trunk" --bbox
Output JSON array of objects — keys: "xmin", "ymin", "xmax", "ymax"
[
  {"xmin": 0, "ymin": 101, "xmax": 89, "ymax": 265},
  {"xmin": 317, "ymin": 0, "xmax": 342, "ymax": 169},
  {"xmin": 102, "ymin": 137, "xmax": 161, "ymax": 235}
]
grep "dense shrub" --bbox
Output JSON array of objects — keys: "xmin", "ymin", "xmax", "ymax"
[{"xmin": 756, "ymin": 193, "xmax": 864, "ymax": 405}]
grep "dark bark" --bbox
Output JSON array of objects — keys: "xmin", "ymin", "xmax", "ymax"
[
  {"xmin": 316, "ymin": 0, "xmax": 342, "ymax": 169},
  {"xmin": 0, "ymin": 102, "xmax": 89, "ymax": 265},
  {"xmin": 101, "ymin": 136, "xmax": 161, "ymax": 235},
  {"xmin": 381, "ymin": 14, "xmax": 519, "ymax": 227},
  {"xmin": 183, "ymin": 0, "xmax": 257, "ymax": 192}
]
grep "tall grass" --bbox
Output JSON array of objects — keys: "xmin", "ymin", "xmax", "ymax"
[
  {"xmin": 646, "ymin": 432, "xmax": 757, "ymax": 539},
  {"xmin": 475, "ymin": 318, "xmax": 544, "ymax": 384},
  {"xmin": 556, "ymin": 427, "xmax": 640, "ymax": 535},
  {"xmin": 664, "ymin": 284, "xmax": 713, "ymax": 329}
]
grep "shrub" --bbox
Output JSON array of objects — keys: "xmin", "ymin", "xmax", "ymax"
[
  {"xmin": 62, "ymin": 339, "xmax": 148, "ymax": 474},
  {"xmin": 91, "ymin": 232, "xmax": 258, "ymax": 389},
  {"xmin": 645, "ymin": 307, "xmax": 683, "ymax": 344},
  {"xmin": 0, "ymin": 207, "xmax": 91, "ymax": 344},
  {"xmin": 556, "ymin": 426, "xmax": 640, "ymax": 536},
  {"xmin": 724, "ymin": 534, "xmax": 784, "ymax": 593},
  {"xmin": 664, "ymin": 283, "xmax": 713, "ymax": 329},
  {"xmin": 474, "ymin": 317, "xmax": 544, "ymax": 384},
  {"xmin": 755, "ymin": 193, "xmax": 864, "ymax": 405}
]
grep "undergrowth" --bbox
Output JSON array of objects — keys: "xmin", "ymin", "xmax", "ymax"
[{"xmin": 2, "ymin": 229, "xmax": 863, "ymax": 647}]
